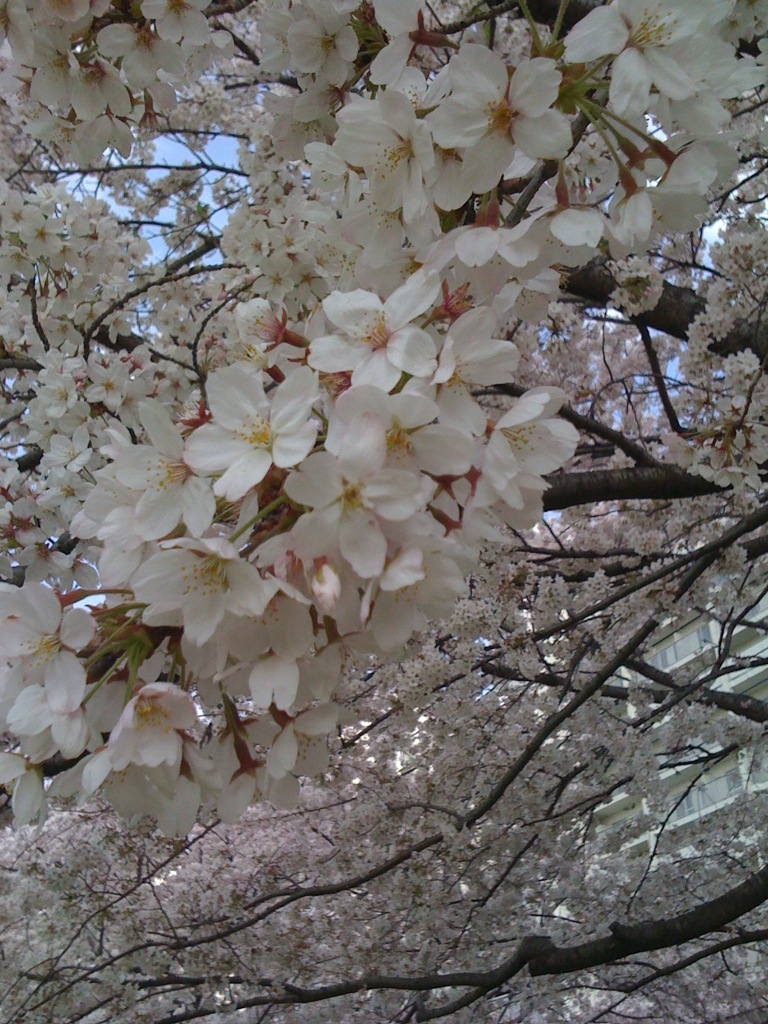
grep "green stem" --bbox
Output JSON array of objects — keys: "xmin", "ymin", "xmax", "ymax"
[
  {"xmin": 551, "ymin": 0, "xmax": 571, "ymax": 42},
  {"xmin": 517, "ymin": 0, "xmax": 544, "ymax": 53},
  {"xmin": 84, "ymin": 652, "xmax": 128, "ymax": 704},
  {"xmin": 580, "ymin": 95, "xmax": 666, "ymax": 151},
  {"xmin": 230, "ymin": 494, "xmax": 288, "ymax": 543}
]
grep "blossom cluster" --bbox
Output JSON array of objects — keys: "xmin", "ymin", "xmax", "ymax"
[
  {"xmin": 0, "ymin": 271, "xmax": 577, "ymax": 828},
  {"xmin": 0, "ymin": 0, "xmax": 766, "ymax": 831}
]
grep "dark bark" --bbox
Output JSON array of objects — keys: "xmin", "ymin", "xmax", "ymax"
[
  {"xmin": 543, "ymin": 466, "xmax": 723, "ymax": 510},
  {"xmin": 527, "ymin": 862, "xmax": 768, "ymax": 975},
  {"xmin": 564, "ymin": 261, "xmax": 768, "ymax": 359}
]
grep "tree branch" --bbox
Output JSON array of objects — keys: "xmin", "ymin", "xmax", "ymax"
[
  {"xmin": 543, "ymin": 466, "xmax": 723, "ymax": 510},
  {"xmin": 563, "ymin": 261, "xmax": 768, "ymax": 359},
  {"xmin": 527, "ymin": 862, "xmax": 768, "ymax": 975}
]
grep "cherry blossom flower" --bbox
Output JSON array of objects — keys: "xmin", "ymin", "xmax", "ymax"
[
  {"xmin": 141, "ymin": 0, "xmax": 210, "ymax": 45},
  {"xmin": 286, "ymin": 5, "xmax": 358, "ymax": 85},
  {"xmin": 481, "ymin": 388, "xmax": 579, "ymax": 512},
  {"xmin": 427, "ymin": 47, "xmax": 571, "ymax": 194},
  {"xmin": 97, "ymin": 23, "xmax": 185, "ymax": 88},
  {"xmin": 0, "ymin": 583, "xmax": 95, "ymax": 714},
  {"xmin": 326, "ymin": 384, "xmax": 477, "ymax": 477},
  {"xmin": 185, "ymin": 366, "xmax": 319, "ymax": 502},
  {"xmin": 107, "ymin": 683, "xmax": 197, "ymax": 771},
  {"xmin": 432, "ymin": 307, "xmax": 520, "ymax": 436},
  {"xmin": 563, "ymin": 0, "xmax": 720, "ymax": 114},
  {"xmin": 369, "ymin": 0, "xmax": 425, "ymax": 85},
  {"xmin": 333, "ymin": 89, "xmax": 436, "ymax": 223},
  {"xmin": 309, "ymin": 271, "xmax": 441, "ymax": 390},
  {"xmin": 111, "ymin": 400, "xmax": 215, "ymax": 540},
  {"xmin": 285, "ymin": 412, "xmax": 434, "ymax": 578},
  {"xmin": 131, "ymin": 537, "xmax": 279, "ymax": 644}
]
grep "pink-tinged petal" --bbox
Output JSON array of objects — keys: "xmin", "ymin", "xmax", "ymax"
[
  {"xmin": 81, "ymin": 748, "xmax": 114, "ymax": 794},
  {"xmin": 610, "ymin": 49, "xmax": 651, "ymax": 115},
  {"xmin": 363, "ymin": 468, "xmax": 429, "ymax": 519},
  {"xmin": 185, "ymin": 425, "xmax": 251, "ymax": 473},
  {"xmin": 513, "ymin": 110, "xmax": 571, "ymax": 159},
  {"xmin": 563, "ymin": 6, "xmax": 628, "ymax": 62},
  {"xmin": 136, "ymin": 728, "xmax": 183, "ymax": 767},
  {"xmin": 132, "ymin": 550, "xmax": 193, "ymax": 600},
  {"xmin": 338, "ymin": 412, "xmax": 387, "ymax": 479},
  {"xmin": 181, "ymin": 477, "xmax": 216, "ymax": 537},
  {"xmin": 437, "ymin": 386, "xmax": 487, "ymax": 436},
  {"xmin": 428, "ymin": 99, "xmax": 492, "ymax": 148},
  {"xmin": 450, "ymin": 44, "xmax": 508, "ymax": 100},
  {"xmin": 378, "ymin": 86, "xmax": 418, "ymax": 138},
  {"xmin": 285, "ymin": 453, "xmax": 344, "ymax": 509},
  {"xmin": 206, "ymin": 366, "xmax": 269, "ymax": 429},
  {"xmin": 369, "ymin": 34, "xmax": 412, "ymax": 85},
  {"xmin": 250, "ymin": 656, "xmax": 299, "ymax": 710},
  {"xmin": 180, "ymin": 590, "xmax": 226, "ymax": 644},
  {"xmin": 0, "ymin": 619, "xmax": 44, "ymax": 658},
  {"xmin": 322, "ymin": 289, "xmax": 385, "ymax": 338},
  {"xmin": 644, "ymin": 47, "xmax": 697, "ymax": 100},
  {"xmin": 455, "ymin": 227, "xmax": 499, "ymax": 267},
  {"xmin": 218, "ymin": 773, "xmax": 258, "ymax": 823},
  {"xmin": 45, "ymin": 652, "xmax": 86, "ymax": 714},
  {"xmin": 460, "ymin": 134, "xmax": 515, "ymax": 192},
  {"xmin": 496, "ymin": 387, "xmax": 568, "ymax": 427},
  {"xmin": 52, "ymin": 711, "xmax": 89, "ymax": 759},
  {"xmin": 550, "ymin": 208, "xmax": 604, "ymax": 248},
  {"xmin": 23, "ymin": 582, "xmax": 62, "ymax": 635},
  {"xmin": 380, "ymin": 548, "xmax": 425, "ymax": 591},
  {"xmin": 373, "ymin": 0, "xmax": 420, "ymax": 37},
  {"xmin": 12, "ymin": 771, "xmax": 45, "ymax": 826},
  {"xmin": 612, "ymin": 189, "xmax": 653, "ymax": 245},
  {"xmin": 267, "ymin": 725, "xmax": 299, "ymax": 778},
  {"xmin": 382, "ymin": 268, "xmax": 442, "ymax": 327},
  {"xmin": 270, "ymin": 366, "xmax": 318, "ymax": 430},
  {"xmin": 340, "ymin": 512, "xmax": 387, "ymax": 578},
  {"xmin": 7, "ymin": 686, "xmax": 52, "ymax": 733},
  {"xmin": 308, "ymin": 334, "xmax": 364, "ymax": 373},
  {"xmin": 351, "ymin": 350, "xmax": 403, "ymax": 391},
  {"xmin": 387, "ymin": 392, "xmax": 439, "ymax": 428},
  {"xmin": 266, "ymin": 773, "xmax": 300, "ymax": 808},
  {"xmin": 272, "ymin": 422, "xmax": 318, "ymax": 468},
  {"xmin": 226, "ymin": 562, "xmax": 278, "ymax": 618},
  {"xmin": 269, "ymin": 600, "xmax": 314, "ymax": 659},
  {"xmin": 59, "ymin": 609, "xmax": 95, "ymax": 651},
  {"xmin": 371, "ymin": 592, "xmax": 420, "ymax": 650},
  {"xmin": 138, "ymin": 400, "xmax": 183, "ymax": 457},
  {"xmin": 213, "ymin": 450, "xmax": 273, "ymax": 501},
  {"xmin": 295, "ymin": 703, "xmax": 339, "ymax": 736},
  {"xmin": 507, "ymin": 58, "xmax": 560, "ymax": 118},
  {"xmin": 413, "ymin": 426, "xmax": 476, "ymax": 475},
  {"xmin": 136, "ymin": 488, "xmax": 184, "ymax": 539},
  {"xmin": 387, "ymin": 326, "xmax": 437, "ymax": 377}
]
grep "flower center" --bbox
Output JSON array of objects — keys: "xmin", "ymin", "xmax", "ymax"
[
  {"xmin": 186, "ymin": 555, "xmax": 229, "ymax": 594},
  {"xmin": 486, "ymin": 100, "xmax": 513, "ymax": 138},
  {"xmin": 242, "ymin": 418, "xmax": 273, "ymax": 448},
  {"xmin": 500, "ymin": 424, "xmax": 535, "ymax": 450},
  {"xmin": 386, "ymin": 426, "xmax": 413, "ymax": 454},
  {"xmin": 32, "ymin": 634, "xmax": 60, "ymax": 664},
  {"xmin": 341, "ymin": 482, "xmax": 363, "ymax": 511},
  {"xmin": 632, "ymin": 14, "xmax": 673, "ymax": 48},
  {"xmin": 362, "ymin": 311, "xmax": 391, "ymax": 350},
  {"xmin": 134, "ymin": 696, "xmax": 169, "ymax": 730}
]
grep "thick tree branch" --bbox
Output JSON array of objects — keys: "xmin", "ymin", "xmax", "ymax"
[
  {"xmin": 564, "ymin": 261, "xmax": 768, "ymax": 359},
  {"xmin": 543, "ymin": 466, "xmax": 723, "ymax": 510},
  {"xmin": 527, "ymin": 862, "xmax": 768, "ymax": 975}
]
